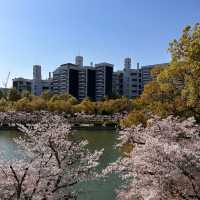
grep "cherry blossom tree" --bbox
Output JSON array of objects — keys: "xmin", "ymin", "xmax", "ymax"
[
  {"xmin": 104, "ymin": 116, "xmax": 200, "ymax": 200},
  {"xmin": 0, "ymin": 112, "xmax": 103, "ymax": 200}
]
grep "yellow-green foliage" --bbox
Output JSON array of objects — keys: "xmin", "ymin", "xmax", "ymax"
[
  {"xmin": 73, "ymin": 98, "xmax": 96, "ymax": 114},
  {"xmin": 0, "ymin": 98, "xmax": 14, "ymax": 112},
  {"xmin": 120, "ymin": 110, "xmax": 148, "ymax": 127},
  {"xmin": 16, "ymin": 97, "xmax": 30, "ymax": 111},
  {"xmin": 46, "ymin": 93, "xmax": 78, "ymax": 113},
  {"xmin": 50, "ymin": 93, "xmax": 78, "ymax": 104},
  {"xmin": 97, "ymin": 97, "xmax": 132, "ymax": 115},
  {"xmin": 29, "ymin": 96, "xmax": 47, "ymax": 111},
  {"xmin": 41, "ymin": 91, "xmax": 53, "ymax": 101},
  {"xmin": 8, "ymin": 88, "xmax": 21, "ymax": 102},
  {"xmin": 122, "ymin": 23, "xmax": 200, "ymax": 127},
  {"xmin": 16, "ymin": 96, "xmax": 46, "ymax": 111},
  {"xmin": 4, "ymin": 92, "xmax": 132, "ymax": 115},
  {"xmin": 47, "ymin": 100, "xmax": 72, "ymax": 113}
]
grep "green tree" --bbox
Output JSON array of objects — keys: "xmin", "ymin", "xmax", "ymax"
[
  {"xmin": 0, "ymin": 98, "xmax": 9, "ymax": 111},
  {"xmin": 120, "ymin": 109, "xmax": 148, "ymax": 127},
  {"xmin": 21, "ymin": 90, "xmax": 31, "ymax": 98},
  {"xmin": 75, "ymin": 97, "xmax": 96, "ymax": 114},
  {"xmin": 15, "ymin": 97, "xmax": 30, "ymax": 111},
  {"xmin": 47, "ymin": 100, "xmax": 72, "ymax": 113},
  {"xmin": 16, "ymin": 96, "xmax": 46, "ymax": 111},
  {"xmin": 29, "ymin": 96, "xmax": 47, "ymax": 111},
  {"xmin": 0, "ymin": 90, "xmax": 4, "ymax": 99},
  {"xmin": 41, "ymin": 90, "xmax": 53, "ymax": 101},
  {"xmin": 49, "ymin": 93, "xmax": 78, "ymax": 105},
  {"xmin": 124, "ymin": 23, "xmax": 200, "ymax": 126},
  {"xmin": 158, "ymin": 23, "xmax": 200, "ymax": 118},
  {"xmin": 8, "ymin": 88, "xmax": 21, "ymax": 102}
]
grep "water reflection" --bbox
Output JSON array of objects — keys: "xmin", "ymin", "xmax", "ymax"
[{"xmin": 0, "ymin": 129, "xmax": 24, "ymax": 160}]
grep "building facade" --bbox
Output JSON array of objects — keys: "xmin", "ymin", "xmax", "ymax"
[
  {"xmin": 141, "ymin": 63, "xmax": 168, "ymax": 89},
  {"xmin": 113, "ymin": 58, "xmax": 168, "ymax": 98},
  {"xmin": 95, "ymin": 63, "xmax": 113, "ymax": 101},
  {"xmin": 41, "ymin": 79, "xmax": 53, "ymax": 92},
  {"xmin": 122, "ymin": 58, "xmax": 142, "ymax": 98},
  {"xmin": 12, "ymin": 55, "xmax": 168, "ymax": 101},
  {"xmin": 13, "ymin": 66, "xmax": 53, "ymax": 95},
  {"xmin": 52, "ymin": 60, "xmax": 113, "ymax": 101},
  {"xmin": 13, "ymin": 78, "xmax": 32, "ymax": 93},
  {"xmin": 112, "ymin": 71, "xmax": 123, "ymax": 96},
  {"xmin": 52, "ymin": 63, "xmax": 79, "ymax": 99},
  {"xmin": 32, "ymin": 65, "xmax": 42, "ymax": 96},
  {"xmin": 75, "ymin": 56, "xmax": 83, "ymax": 67},
  {"xmin": 78, "ymin": 66, "xmax": 96, "ymax": 101}
]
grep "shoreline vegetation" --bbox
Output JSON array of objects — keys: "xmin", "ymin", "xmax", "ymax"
[
  {"xmin": 0, "ymin": 23, "xmax": 199, "ymax": 199},
  {"xmin": 0, "ymin": 111, "xmax": 126, "ymax": 130}
]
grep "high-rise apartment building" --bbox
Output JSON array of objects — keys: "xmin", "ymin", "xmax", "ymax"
[
  {"xmin": 53, "ymin": 58, "xmax": 113, "ymax": 101},
  {"xmin": 112, "ymin": 71, "xmax": 123, "ymax": 96},
  {"xmin": 95, "ymin": 63, "xmax": 113, "ymax": 101},
  {"xmin": 78, "ymin": 66, "xmax": 96, "ymax": 101},
  {"xmin": 122, "ymin": 58, "xmax": 142, "ymax": 98},
  {"xmin": 33, "ymin": 65, "xmax": 42, "ymax": 96},
  {"xmin": 53, "ymin": 63, "xmax": 79, "ymax": 99},
  {"xmin": 124, "ymin": 57, "xmax": 131, "ymax": 69},
  {"xmin": 12, "ymin": 55, "xmax": 168, "ymax": 101},
  {"xmin": 75, "ymin": 56, "xmax": 83, "ymax": 67}
]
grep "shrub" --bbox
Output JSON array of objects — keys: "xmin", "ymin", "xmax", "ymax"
[
  {"xmin": 120, "ymin": 110, "xmax": 148, "ymax": 127},
  {"xmin": 47, "ymin": 100, "xmax": 72, "ymax": 113},
  {"xmin": 16, "ymin": 96, "xmax": 46, "ymax": 111}
]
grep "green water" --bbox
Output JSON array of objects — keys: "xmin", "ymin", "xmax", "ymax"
[
  {"xmin": 73, "ymin": 129, "xmax": 121, "ymax": 200},
  {"xmin": 0, "ymin": 129, "xmax": 121, "ymax": 200},
  {"xmin": 0, "ymin": 129, "xmax": 24, "ymax": 160}
]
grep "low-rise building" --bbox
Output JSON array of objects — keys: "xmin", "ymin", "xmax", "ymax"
[
  {"xmin": 13, "ymin": 66, "xmax": 53, "ymax": 95},
  {"xmin": 13, "ymin": 78, "xmax": 32, "ymax": 93}
]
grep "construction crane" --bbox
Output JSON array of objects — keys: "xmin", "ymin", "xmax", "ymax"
[{"xmin": 2, "ymin": 72, "xmax": 10, "ymax": 88}]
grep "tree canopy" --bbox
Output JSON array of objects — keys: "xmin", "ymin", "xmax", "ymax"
[{"xmin": 122, "ymin": 23, "xmax": 200, "ymax": 126}]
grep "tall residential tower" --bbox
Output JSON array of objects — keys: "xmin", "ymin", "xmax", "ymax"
[{"xmin": 32, "ymin": 65, "xmax": 42, "ymax": 96}]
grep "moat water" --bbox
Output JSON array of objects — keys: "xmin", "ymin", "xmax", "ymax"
[{"xmin": 0, "ymin": 128, "xmax": 121, "ymax": 200}]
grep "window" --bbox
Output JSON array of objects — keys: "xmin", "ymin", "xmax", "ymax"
[
  {"xmin": 132, "ymin": 79, "xmax": 137, "ymax": 81},
  {"xmin": 131, "ymin": 73, "xmax": 137, "ymax": 76}
]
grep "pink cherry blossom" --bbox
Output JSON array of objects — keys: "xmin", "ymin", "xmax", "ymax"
[
  {"xmin": 0, "ymin": 112, "xmax": 103, "ymax": 200},
  {"xmin": 104, "ymin": 116, "xmax": 200, "ymax": 200}
]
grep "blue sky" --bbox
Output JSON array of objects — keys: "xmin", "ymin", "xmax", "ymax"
[{"xmin": 0, "ymin": 0, "xmax": 199, "ymax": 87}]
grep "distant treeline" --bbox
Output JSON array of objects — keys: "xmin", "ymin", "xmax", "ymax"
[{"xmin": 0, "ymin": 90, "xmax": 133, "ymax": 116}]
